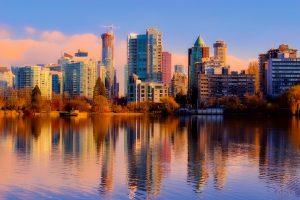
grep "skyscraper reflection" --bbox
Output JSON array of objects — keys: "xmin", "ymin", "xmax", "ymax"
[{"xmin": 0, "ymin": 116, "xmax": 300, "ymax": 199}]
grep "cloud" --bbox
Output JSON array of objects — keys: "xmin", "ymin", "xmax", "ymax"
[
  {"xmin": 227, "ymin": 55, "xmax": 255, "ymax": 71},
  {"xmin": 0, "ymin": 26, "xmax": 10, "ymax": 39},
  {"xmin": 0, "ymin": 26, "xmax": 128, "ymax": 93},
  {"xmin": 41, "ymin": 31, "xmax": 67, "ymax": 43},
  {"xmin": 25, "ymin": 26, "xmax": 37, "ymax": 35},
  {"xmin": 0, "ymin": 28, "xmax": 102, "ymax": 66}
]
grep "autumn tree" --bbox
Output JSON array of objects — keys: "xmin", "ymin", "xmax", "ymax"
[
  {"xmin": 160, "ymin": 97, "xmax": 180, "ymax": 114},
  {"xmin": 175, "ymin": 93, "xmax": 188, "ymax": 108},
  {"xmin": 219, "ymin": 96, "xmax": 243, "ymax": 112},
  {"xmin": 247, "ymin": 61, "xmax": 260, "ymax": 94},
  {"xmin": 243, "ymin": 94, "xmax": 266, "ymax": 112},
  {"xmin": 64, "ymin": 97, "xmax": 91, "ymax": 111},
  {"xmin": 51, "ymin": 93, "xmax": 63, "ymax": 111},
  {"xmin": 91, "ymin": 95, "xmax": 110, "ymax": 113},
  {"xmin": 31, "ymin": 85, "xmax": 42, "ymax": 113},
  {"xmin": 284, "ymin": 85, "xmax": 300, "ymax": 115},
  {"xmin": 93, "ymin": 77, "xmax": 106, "ymax": 98},
  {"xmin": 0, "ymin": 96, "xmax": 5, "ymax": 110}
]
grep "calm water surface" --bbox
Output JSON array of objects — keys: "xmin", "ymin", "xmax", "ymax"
[{"xmin": 0, "ymin": 115, "xmax": 300, "ymax": 200}]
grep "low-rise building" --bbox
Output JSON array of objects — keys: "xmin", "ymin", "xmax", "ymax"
[
  {"xmin": 199, "ymin": 73, "xmax": 255, "ymax": 103},
  {"xmin": 128, "ymin": 74, "xmax": 168, "ymax": 103}
]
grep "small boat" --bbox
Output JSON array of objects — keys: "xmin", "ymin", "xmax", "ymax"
[{"xmin": 59, "ymin": 110, "xmax": 79, "ymax": 117}]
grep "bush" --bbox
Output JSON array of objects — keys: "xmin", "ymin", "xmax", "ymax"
[
  {"xmin": 65, "ymin": 97, "xmax": 91, "ymax": 112},
  {"xmin": 160, "ymin": 97, "xmax": 180, "ymax": 114},
  {"xmin": 112, "ymin": 105, "xmax": 128, "ymax": 113}
]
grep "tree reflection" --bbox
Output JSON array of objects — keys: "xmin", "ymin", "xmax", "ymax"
[{"xmin": 0, "ymin": 115, "xmax": 300, "ymax": 198}]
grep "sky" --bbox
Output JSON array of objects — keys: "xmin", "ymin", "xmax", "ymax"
[{"xmin": 0, "ymin": 0, "xmax": 300, "ymax": 93}]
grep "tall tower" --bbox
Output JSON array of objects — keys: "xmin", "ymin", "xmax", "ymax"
[
  {"xmin": 127, "ymin": 28, "xmax": 163, "ymax": 82},
  {"xmin": 101, "ymin": 31, "xmax": 115, "ymax": 98},
  {"xmin": 188, "ymin": 36, "xmax": 209, "ymax": 104},
  {"xmin": 213, "ymin": 40, "xmax": 227, "ymax": 66},
  {"xmin": 162, "ymin": 52, "xmax": 172, "ymax": 85},
  {"xmin": 146, "ymin": 28, "xmax": 163, "ymax": 82}
]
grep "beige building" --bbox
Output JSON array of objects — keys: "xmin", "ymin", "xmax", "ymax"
[
  {"xmin": 97, "ymin": 62, "xmax": 106, "ymax": 85},
  {"xmin": 13, "ymin": 65, "xmax": 52, "ymax": 99},
  {"xmin": 0, "ymin": 67, "xmax": 14, "ymax": 90},
  {"xmin": 170, "ymin": 72, "xmax": 188, "ymax": 96},
  {"xmin": 213, "ymin": 41, "xmax": 227, "ymax": 66},
  {"xmin": 127, "ymin": 74, "xmax": 168, "ymax": 103}
]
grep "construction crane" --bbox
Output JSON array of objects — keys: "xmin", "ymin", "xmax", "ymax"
[{"xmin": 101, "ymin": 24, "xmax": 118, "ymax": 33}]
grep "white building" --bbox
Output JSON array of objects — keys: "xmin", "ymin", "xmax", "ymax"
[
  {"xmin": 63, "ymin": 50, "xmax": 97, "ymax": 99},
  {"xmin": 13, "ymin": 65, "xmax": 52, "ymax": 99},
  {"xmin": 127, "ymin": 74, "xmax": 168, "ymax": 103}
]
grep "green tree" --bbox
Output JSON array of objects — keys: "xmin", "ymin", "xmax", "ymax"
[
  {"xmin": 31, "ymin": 85, "xmax": 42, "ymax": 113},
  {"xmin": 93, "ymin": 77, "xmax": 106, "ymax": 98}
]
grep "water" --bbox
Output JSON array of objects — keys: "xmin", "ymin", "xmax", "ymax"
[{"xmin": 0, "ymin": 115, "xmax": 300, "ymax": 200}]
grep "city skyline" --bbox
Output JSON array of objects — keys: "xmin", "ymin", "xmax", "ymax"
[{"xmin": 1, "ymin": 0, "xmax": 300, "ymax": 95}]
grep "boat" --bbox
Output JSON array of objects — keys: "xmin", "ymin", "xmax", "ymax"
[{"xmin": 59, "ymin": 110, "xmax": 79, "ymax": 117}]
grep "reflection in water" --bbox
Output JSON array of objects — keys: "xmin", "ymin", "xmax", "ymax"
[{"xmin": 0, "ymin": 116, "xmax": 300, "ymax": 199}]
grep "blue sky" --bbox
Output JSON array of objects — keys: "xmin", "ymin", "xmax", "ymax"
[{"xmin": 1, "ymin": 0, "xmax": 300, "ymax": 60}]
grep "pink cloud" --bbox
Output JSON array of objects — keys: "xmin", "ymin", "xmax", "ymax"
[
  {"xmin": 25, "ymin": 26, "xmax": 37, "ymax": 35},
  {"xmin": 0, "ymin": 26, "xmax": 10, "ymax": 39},
  {"xmin": 0, "ymin": 29, "xmax": 102, "ymax": 66},
  {"xmin": 227, "ymin": 55, "xmax": 255, "ymax": 71},
  {"xmin": 172, "ymin": 53, "xmax": 188, "ymax": 67}
]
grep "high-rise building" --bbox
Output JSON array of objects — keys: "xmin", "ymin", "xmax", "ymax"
[
  {"xmin": 127, "ymin": 28, "xmax": 163, "ymax": 82},
  {"xmin": 188, "ymin": 36, "xmax": 210, "ymax": 102},
  {"xmin": 124, "ymin": 65, "xmax": 129, "ymax": 96},
  {"xmin": 267, "ymin": 57, "xmax": 300, "ymax": 97},
  {"xmin": 63, "ymin": 50, "xmax": 97, "ymax": 99},
  {"xmin": 259, "ymin": 44, "xmax": 297, "ymax": 96},
  {"xmin": 101, "ymin": 31, "xmax": 115, "ymax": 98},
  {"xmin": 113, "ymin": 70, "xmax": 119, "ymax": 98},
  {"xmin": 97, "ymin": 62, "xmax": 106, "ymax": 85},
  {"xmin": 213, "ymin": 41, "xmax": 227, "ymax": 66},
  {"xmin": 50, "ymin": 71, "xmax": 62, "ymax": 95},
  {"xmin": 13, "ymin": 66, "xmax": 52, "ymax": 99},
  {"xmin": 39, "ymin": 68, "xmax": 52, "ymax": 99},
  {"xmin": 162, "ymin": 52, "xmax": 172, "ymax": 85}
]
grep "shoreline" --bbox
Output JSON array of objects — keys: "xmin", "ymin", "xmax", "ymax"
[{"xmin": 0, "ymin": 110, "xmax": 298, "ymax": 118}]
